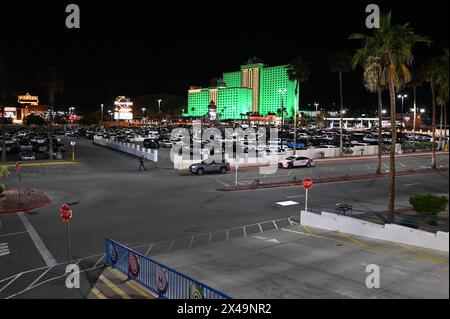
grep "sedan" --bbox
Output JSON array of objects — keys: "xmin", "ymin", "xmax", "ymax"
[{"xmin": 278, "ymin": 156, "xmax": 314, "ymax": 169}]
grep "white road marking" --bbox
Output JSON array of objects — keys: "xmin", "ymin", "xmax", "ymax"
[
  {"xmin": 213, "ymin": 177, "xmax": 230, "ymax": 187},
  {"xmin": 93, "ymin": 254, "xmax": 106, "ymax": 267},
  {"xmin": 286, "ymin": 195, "xmax": 305, "ymax": 199},
  {"xmin": 404, "ymin": 183, "xmax": 421, "ymax": 187},
  {"xmin": 26, "ymin": 266, "xmax": 53, "ymax": 290},
  {"xmin": 382, "ymin": 163, "xmax": 389, "ymax": 169},
  {"xmin": 0, "ymin": 242, "xmax": 10, "ymax": 257},
  {"xmin": 366, "ymin": 164, "xmax": 371, "ymax": 171},
  {"xmin": 287, "ymin": 170, "xmax": 293, "ymax": 176},
  {"xmin": 0, "ymin": 274, "xmax": 22, "ymax": 294},
  {"xmin": 17, "ymin": 212, "xmax": 57, "ymax": 267},
  {"xmin": 144, "ymin": 243, "xmax": 154, "ymax": 256},
  {"xmin": 0, "ymin": 231, "xmax": 28, "ymax": 238},
  {"xmin": 399, "ymin": 162, "xmax": 406, "ymax": 168},
  {"xmin": 252, "ymin": 236, "xmax": 280, "ymax": 244},
  {"xmin": 276, "ymin": 201, "xmax": 299, "ymax": 207}
]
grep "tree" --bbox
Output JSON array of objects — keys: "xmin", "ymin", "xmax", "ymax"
[
  {"xmin": 328, "ymin": 51, "xmax": 352, "ymax": 155},
  {"xmin": 435, "ymin": 49, "xmax": 449, "ymax": 147},
  {"xmin": 0, "ymin": 77, "xmax": 17, "ymax": 163},
  {"xmin": 352, "ymin": 54, "xmax": 385, "ymax": 175},
  {"xmin": 408, "ymin": 67, "xmax": 425, "ymax": 149},
  {"xmin": 350, "ymin": 12, "xmax": 431, "ymax": 218},
  {"xmin": 24, "ymin": 114, "xmax": 46, "ymax": 126},
  {"xmin": 78, "ymin": 113, "xmax": 100, "ymax": 126},
  {"xmin": 37, "ymin": 66, "xmax": 66, "ymax": 159},
  {"xmin": 287, "ymin": 56, "xmax": 310, "ymax": 155},
  {"xmin": 54, "ymin": 114, "xmax": 68, "ymax": 125},
  {"xmin": 422, "ymin": 59, "xmax": 442, "ymax": 169}
]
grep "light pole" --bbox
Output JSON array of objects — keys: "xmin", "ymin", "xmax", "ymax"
[
  {"xmin": 141, "ymin": 108, "xmax": 146, "ymax": 123},
  {"xmin": 157, "ymin": 99, "xmax": 162, "ymax": 130},
  {"xmin": 108, "ymin": 110, "xmax": 112, "ymax": 122},
  {"xmin": 100, "ymin": 104, "xmax": 104, "ymax": 126},
  {"xmin": 397, "ymin": 94, "xmax": 407, "ymax": 134}
]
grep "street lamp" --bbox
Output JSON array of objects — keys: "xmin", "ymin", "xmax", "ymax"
[
  {"xmin": 141, "ymin": 108, "xmax": 146, "ymax": 123},
  {"xmin": 420, "ymin": 108, "xmax": 426, "ymax": 114},
  {"xmin": 382, "ymin": 109, "xmax": 387, "ymax": 115},
  {"xmin": 397, "ymin": 94, "xmax": 408, "ymax": 133},
  {"xmin": 100, "ymin": 104, "xmax": 104, "ymax": 125}
]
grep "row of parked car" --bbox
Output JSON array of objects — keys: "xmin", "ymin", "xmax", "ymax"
[{"xmin": 1, "ymin": 129, "xmax": 67, "ymax": 161}]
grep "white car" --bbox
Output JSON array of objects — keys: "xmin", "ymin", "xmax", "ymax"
[{"xmin": 278, "ymin": 156, "xmax": 314, "ymax": 169}]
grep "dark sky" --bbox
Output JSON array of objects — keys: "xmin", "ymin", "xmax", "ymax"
[{"xmin": 0, "ymin": 0, "xmax": 448, "ymax": 115}]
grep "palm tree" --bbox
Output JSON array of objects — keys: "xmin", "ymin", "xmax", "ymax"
[
  {"xmin": 350, "ymin": 12, "xmax": 431, "ymax": 218},
  {"xmin": 37, "ymin": 66, "xmax": 65, "ymax": 159},
  {"xmin": 287, "ymin": 56, "xmax": 310, "ymax": 155},
  {"xmin": 351, "ymin": 55, "xmax": 385, "ymax": 174},
  {"xmin": 436, "ymin": 49, "xmax": 449, "ymax": 148},
  {"xmin": 408, "ymin": 67, "xmax": 425, "ymax": 149},
  {"xmin": 328, "ymin": 51, "xmax": 352, "ymax": 155},
  {"xmin": 422, "ymin": 59, "xmax": 442, "ymax": 169}
]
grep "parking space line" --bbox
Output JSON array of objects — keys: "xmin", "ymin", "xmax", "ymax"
[
  {"xmin": 91, "ymin": 287, "xmax": 107, "ymax": 299},
  {"xmin": 399, "ymin": 162, "xmax": 406, "ymax": 168},
  {"xmin": 93, "ymin": 254, "xmax": 106, "ymax": 268},
  {"xmin": 0, "ymin": 231, "xmax": 28, "ymax": 238},
  {"xmin": 144, "ymin": 243, "xmax": 154, "ymax": 256},
  {"xmin": 98, "ymin": 275, "xmax": 131, "ymax": 299},
  {"xmin": 17, "ymin": 212, "xmax": 57, "ymax": 267}
]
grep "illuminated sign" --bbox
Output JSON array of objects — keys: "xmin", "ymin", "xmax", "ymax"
[{"xmin": 18, "ymin": 93, "xmax": 39, "ymax": 105}]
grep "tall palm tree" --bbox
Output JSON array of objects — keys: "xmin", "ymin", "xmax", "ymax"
[
  {"xmin": 287, "ymin": 56, "xmax": 310, "ymax": 155},
  {"xmin": 351, "ymin": 54, "xmax": 385, "ymax": 175},
  {"xmin": 408, "ymin": 67, "xmax": 425, "ymax": 149},
  {"xmin": 422, "ymin": 59, "xmax": 442, "ymax": 169},
  {"xmin": 38, "ymin": 66, "xmax": 65, "ymax": 159},
  {"xmin": 350, "ymin": 12, "xmax": 431, "ymax": 218},
  {"xmin": 328, "ymin": 51, "xmax": 352, "ymax": 155},
  {"xmin": 436, "ymin": 49, "xmax": 449, "ymax": 145}
]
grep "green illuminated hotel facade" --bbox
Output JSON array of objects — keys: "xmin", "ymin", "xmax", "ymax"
[{"xmin": 183, "ymin": 63, "xmax": 297, "ymax": 120}]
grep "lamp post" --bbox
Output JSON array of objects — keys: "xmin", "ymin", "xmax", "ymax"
[
  {"xmin": 157, "ymin": 99, "xmax": 162, "ymax": 130},
  {"xmin": 397, "ymin": 94, "xmax": 408, "ymax": 134},
  {"xmin": 100, "ymin": 104, "xmax": 104, "ymax": 126},
  {"xmin": 141, "ymin": 108, "xmax": 146, "ymax": 123}
]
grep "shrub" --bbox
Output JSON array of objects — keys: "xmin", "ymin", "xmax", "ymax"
[
  {"xmin": 0, "ymin": 166, "xmax": 9, "ymax": 178},
  {"xmin": 399, "ymin": 218, "xmax": 420, "ymax": 229},
  {"xmin": 409, "ymin": 194, "xmax": 448, "ymax": 216},
  {"xmin": 0, "ymin": 183, "xmax": 5, "ymax": 196}
]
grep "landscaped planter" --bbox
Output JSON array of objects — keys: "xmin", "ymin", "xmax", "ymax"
[{"xmin": 0, "ymin": 189, "xmax": 52, "ymax": 214}]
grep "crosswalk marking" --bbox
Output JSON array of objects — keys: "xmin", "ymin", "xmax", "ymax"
[{"xmin": 0, "ymin": 242, "xmax": 10, "ymax": 257}]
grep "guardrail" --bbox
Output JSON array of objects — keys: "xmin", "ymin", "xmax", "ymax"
[
  {"xmin": 105, "ymin": 238, "xmax": 231, "ymax": 299},
  {"xmin": 93, "ymin": 136, "xmax": 158, "ymax": 162}
]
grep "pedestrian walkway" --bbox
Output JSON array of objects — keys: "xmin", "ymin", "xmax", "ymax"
[{"xmin": 87, "ymin": 267, "xmax": 157, "ymax": 299}]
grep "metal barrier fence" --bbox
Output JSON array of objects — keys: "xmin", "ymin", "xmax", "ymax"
[{"xmin": 105, "ymin": 238, "xmax": 231, "ymax": 299}]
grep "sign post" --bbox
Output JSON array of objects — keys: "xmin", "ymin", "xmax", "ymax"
[
  {"xmin": 60, "ymin": 204, "xmax": 73, "ymax": 265},
  {"xmin": 302, "ymin": 177, "xmax": 313, "ymax": 216},
  {"xmin": 15, "ymin": 162, "xmax": 21, "ymax": 208}
]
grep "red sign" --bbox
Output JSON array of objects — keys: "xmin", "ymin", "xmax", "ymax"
[
  {"xmin": 302, "ymin": 177, "xmax": 313, "ymax": 190},
  {"xmin": 59, "ymin": 204, "xmax": 73, "ymax": 222},
  {"xmin": 15, "ymin": 162, "xmax": 20, "ymax": 173}
]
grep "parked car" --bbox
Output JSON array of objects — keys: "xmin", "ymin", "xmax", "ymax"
[
  {"xmin": 278, "ymin": 156, "xmax": 314, "ymax": 169},
  {"xmin": 20, "ymin": 150, "xmax": 36, "ymax": 161},
  {"xmin": 143, "ymin": 139, "xmax": 160, "ymax": 149},
  {"xmin": 158, "ymin": 139, "xmax": 172, "ymax": 148},
  {"xmin": 189, "ymin": 160, "xmax": 230, "ymax": 175},
  {"xmin": 18, "ymin": 139, "xmax": 33, "ymax": 151}
]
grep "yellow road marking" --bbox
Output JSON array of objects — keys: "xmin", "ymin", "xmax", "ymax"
[
  {"xmin": 108, "ymin": 268, "xmax": 156, "ymax": 299},
  {"xmin": 98, "ymin": 274, "xmax": 131, "ymax": 299},
  {"xmin": 395, "ymin": 243, "xmax": 448, "ymax": 265},
  {"xmin": 283, "ymin": 228, "xmax": 448, "ymax": 265},
  {"xmin": 336, "ymin": 233, "xmax": 370, "ymax": 248},
  {"xmin": 90, "ymin": 287, "xmax": 107, "ymax": 299},
  {"xmin": 5, "ymin": 161, "xmax": 79, "ymax": 167},
  {"xmin": 300, "ymin": 225, "xmax": 315, "ymax": 235}
]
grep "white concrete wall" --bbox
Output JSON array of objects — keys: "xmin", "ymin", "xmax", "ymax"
[
  {"xmin": 93, "ymin": 136, "xmax": 158, "ymax": 162},
  {"xmin": 301, "ymin": 210, "xmax": 449, "ymax": 252}
]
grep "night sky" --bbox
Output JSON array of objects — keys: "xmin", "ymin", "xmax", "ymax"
[{"xmin": 0, "ymin": 0, "xmax": 448, "ymax": 115}]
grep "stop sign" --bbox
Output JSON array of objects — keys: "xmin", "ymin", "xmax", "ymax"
[
  {"xmin": 59, "ymin": 204, "xmax": 72, "ymax": 222},
  {"xmin": 302, "ymin": 177, "xmax": 313, "ymax": 190}
]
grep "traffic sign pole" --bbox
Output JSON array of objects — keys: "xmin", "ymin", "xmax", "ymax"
[
  {"xmin": 67, "ymin": 221, "xmax": 71, "ymax": 265},
  {"xmin": 302, "ymin": 177, "xmax": 313, "ymax": 219},
  {"xmin": 305, "ymin": 189, "xmax": 308, "ymax": 213}
]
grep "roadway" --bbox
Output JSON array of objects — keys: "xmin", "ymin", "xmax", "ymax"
[{"xmin": 0, "ymin": 137, "xmax": 448, "ymax": 298}]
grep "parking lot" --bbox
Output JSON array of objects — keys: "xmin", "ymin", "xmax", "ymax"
[{"xmin": 0, "ymin": 130, "xmax": 448, "ymax": 299}]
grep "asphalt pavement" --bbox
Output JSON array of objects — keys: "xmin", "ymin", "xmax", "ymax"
[{"xmin": 0, "ymin": 137, "xmax": 448, "ymax": 298}]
